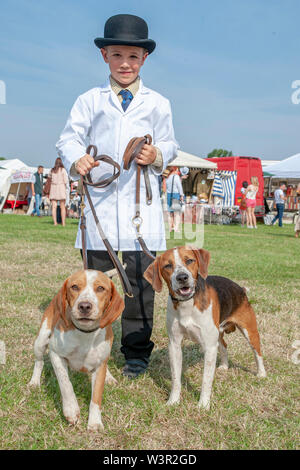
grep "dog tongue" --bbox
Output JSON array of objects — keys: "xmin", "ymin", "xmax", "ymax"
[{"xmin": 180, "ymin": 287, "xmax": 191, "ymax": 295}]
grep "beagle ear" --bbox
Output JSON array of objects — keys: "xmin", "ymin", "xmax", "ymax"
[
  {"xmin": 143, "ymin": 257, "xmax": 163, "ymax": 293},
  {"xmin": 99, "ymin": 281, "xmax": 125, "ymax": 329},
  {"xmin": 192, "ymin": 248, "xmax": 210, "ymax": 280},
  {"xmin": 53, "ymin": 279, "xmax": 70, "ymax": 327}
]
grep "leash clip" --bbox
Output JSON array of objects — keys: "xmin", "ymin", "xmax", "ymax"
[{"xmin": 132, "ymin": 215, "xmax": 143, "ymax": 234}]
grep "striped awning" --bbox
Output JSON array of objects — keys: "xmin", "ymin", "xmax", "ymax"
[
  {"xmin": 211, "ymin": 174, "xmax": 224, "ymax": 198},
  {"xmin": 212, "ymin": 171, "xmax": 237, "ymax": 206}
]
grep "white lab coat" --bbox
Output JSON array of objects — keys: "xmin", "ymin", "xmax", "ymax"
[{"xmin": 56, "ymin": 78, "xmax": 178, "ymax": 251}]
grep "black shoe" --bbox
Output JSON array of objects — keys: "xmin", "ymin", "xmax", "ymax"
[{"xmin": 122, "ymin": 358, "xmax": 149, "ymax": 379}]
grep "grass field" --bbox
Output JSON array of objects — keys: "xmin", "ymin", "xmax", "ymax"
[{"xmin": 0, "ymin": 214, "xmax": 299, "ymax": 450}]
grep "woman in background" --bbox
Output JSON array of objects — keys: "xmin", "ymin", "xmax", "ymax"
[
  {"xmin": 166, "ymin": 166, "xmax": 184, "ymax": 232},
  {"xmin": 49, "ymin": 157, "xmax": 68, "ymax": 226},
  {"xmin": 295, "ymin": 183, "xmax": 300, "ymax": 238},
  {"xmin": 245, "ymin": 176, "xmax": 259, "ymax": 229}
]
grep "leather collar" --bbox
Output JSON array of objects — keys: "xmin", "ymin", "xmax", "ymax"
[
  {"xmin": 170, "ymin": 294, "xmax": 194, "ymax": 303},
  {"xmin": 71, "ymin": 320, "xmax": 100, "ymax": 334}
]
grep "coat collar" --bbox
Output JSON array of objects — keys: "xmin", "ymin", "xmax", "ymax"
[{"xmin": 100, "ymin": 77, "xmax": 150, "ymax": 114}]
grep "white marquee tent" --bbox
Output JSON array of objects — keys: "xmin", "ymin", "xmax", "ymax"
[
  {"xmin": 0, "ymin": 158, "xmax": 31, "ymax": 171},
  {"xmin": 0, "ymin": 159, "xmax": 51, "ymax": 176},
  {"xmin": 263, "ymin": 153, "xmax": 300, "ymax": 178},
  {"xmin": 0, "ymin": 167, "xmax": 12, "ymax": 211},
  {"xmin": 0, "ymin": 159, "xmax": 48, "ymax": 212},
  {"xmin": 168, "ymin": 150, "xmax": 217, "ymax": 169}
]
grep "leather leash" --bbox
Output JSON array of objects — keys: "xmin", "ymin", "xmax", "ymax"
[
  {"xmin": 123, "ymin": 135, "xmax": 155, "ymax": 261},
  {"xmin": 80, "ymin": 145, "xmax": 133, "ymax": 297},
  {"xmin": 79, "ymin": 137, "xmax": 156, "ymax": 298}
]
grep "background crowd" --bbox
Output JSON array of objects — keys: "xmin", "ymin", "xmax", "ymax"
[{"xmin": 25, "ymin": 159, "xmax": 300, "ymax": 236}]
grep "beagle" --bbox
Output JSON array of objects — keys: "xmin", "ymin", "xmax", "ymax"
[
  {"xmin": 29, "ymin": 269, "xmax": 124, "ymax": 431},
  {"xmin": 144, "ymin": 246, "xmax": 266, "ymax": 410}
]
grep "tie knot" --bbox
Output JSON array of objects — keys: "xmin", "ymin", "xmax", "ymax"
[
  {"xmin": 119, "ymin": 89, "xmax": 133, "ymax": 111},
  {"xmin": 119, "ymin": 89, "xmax": 133, "ymax": 101}
]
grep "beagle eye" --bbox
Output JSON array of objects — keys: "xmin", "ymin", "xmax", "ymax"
[
  {"xmin": 71, "ymin": 284, "xmax": 80, "ymax": 291},
  {"xmin": 96, "ymin": 286, "xmax": 105, "ymax": 293},
  {"xmin": 186, "ymin": 259, "xmax": 195, "ymax": 266},
  {"xmin": 163, "ymin": 263, "xmax": 173, "ymax": 270}
]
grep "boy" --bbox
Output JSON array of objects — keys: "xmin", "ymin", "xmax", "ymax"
[{"xmin": 56, "ymin": 14, "xmax": 178, "ymax": 378}]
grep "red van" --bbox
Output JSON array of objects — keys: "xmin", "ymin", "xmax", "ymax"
[{"xmin": 206, "ymin": 156, "xmax": 265, "ymax": 215}]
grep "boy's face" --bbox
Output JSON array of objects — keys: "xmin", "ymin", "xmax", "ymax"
[{"xmin": 101, "ymin": 45, "xmax": 148, "ymax": 87}]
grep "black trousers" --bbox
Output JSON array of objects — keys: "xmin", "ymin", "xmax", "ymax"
[{"xmin": 84, "ymin": 250, "xmax": 156, "ymax": 361}]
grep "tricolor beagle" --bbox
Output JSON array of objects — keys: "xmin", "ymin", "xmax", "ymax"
[
  {"xmin": 144, "ymin": 247, "xmax": 266, "ymax": 410},
  {"xmin": 29, "ymin": 269, "xmax": 124, "ymax": 431}
]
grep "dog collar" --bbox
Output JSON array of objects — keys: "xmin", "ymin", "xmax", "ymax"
[
  {"xmin": 71, "ymin": 320, "xmax": 100, "ymax": 333},
  {"xmin": 170, "ymin": 294, "xmax": 194, "ymax": 302}
]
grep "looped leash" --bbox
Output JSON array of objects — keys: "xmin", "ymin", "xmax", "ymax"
[
  {"xmin": 79, "ymin": 146, "xmax": 133, "ymax": 297},
  {"xmin": 79, "ymin": 135, "xmax": 156, "ymax": 298},
  {"xmin": 83, "ymin": 145, "xmax": 121, "ymax": 188}
]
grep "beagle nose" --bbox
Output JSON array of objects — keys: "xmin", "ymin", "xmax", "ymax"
[
  {"xmin": 78, "ymin": 302, "xmax": 92, "ymax": 316},
  {"xmin": 176, "ymin": 272, "xmax": 189, "ymax": 283}
]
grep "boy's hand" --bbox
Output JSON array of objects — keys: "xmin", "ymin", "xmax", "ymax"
[
  {"xmin": 135, "ymin": 144, "xmax": 156, "ymax": 166},
  {"xmin": 75, "ymin": 154, "xmax": 100, "ymax": 176}
]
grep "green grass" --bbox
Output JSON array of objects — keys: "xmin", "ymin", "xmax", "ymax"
[{"xmin": 0, "ymin": 214, "xmax": 299, "ymax": 450}]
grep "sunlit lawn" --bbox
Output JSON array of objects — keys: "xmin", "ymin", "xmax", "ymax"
[{"xmin": 0, "ymin": 214, "xmax": 299, "ymax": 449}]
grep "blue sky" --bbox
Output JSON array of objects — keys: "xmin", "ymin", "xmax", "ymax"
[{"xmin": 0, "ymin": 0, "xmax": 299, "ymax": 168}]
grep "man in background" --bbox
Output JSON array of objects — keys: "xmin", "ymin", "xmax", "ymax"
[
  {"xmin": 31, "ymin": 165, "xmax": 44, "ymax": 218},
  {"xmin": 271, "ymin": 183, "xmax": 287, "ymax": 227}
]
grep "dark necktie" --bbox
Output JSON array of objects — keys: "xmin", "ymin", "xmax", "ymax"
[{"xmin": 119, "ymin": 89, "xmax": 133, "ymax": 111}]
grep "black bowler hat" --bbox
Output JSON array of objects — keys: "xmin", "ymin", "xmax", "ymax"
[{"xmin": 94, "ymin": 14, "xmax": 156, "ymax": 54}]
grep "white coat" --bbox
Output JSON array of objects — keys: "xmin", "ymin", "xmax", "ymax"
[{"xmin": 56, "ymin": 78, "xmax": 178, "ymax": 251}]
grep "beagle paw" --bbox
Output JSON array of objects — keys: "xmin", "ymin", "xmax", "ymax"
[
  {"xmin": 87, "ymin": 420, "xmax": 104, "ymax": 432},
  {"xmin": 166, "ymin": 394, "xmax": 181, "ymax": 406},
  {"xmin": 257, "ymin": 369, "xmax": 267, "ymax": 378},
  {"xmin": 88, "ymin": 402, "xmax": 104, "ymax": 432},
  {"xmin": 198, "ymin": 398, "xmax": 210, "ymax": 411},
  {"xmin": 63, "ymin": 403, "xmax": 80, "ymax": 425},
  {"xmin": 28, "ymin": 378, "xmax": 41, "ymax": 388},
  {"xmin": 105, "ymin": 368, "xmax": 118, "ymax": 385},
  {"xmin": 217, "ymin": 364, "xmax": 229, "ymax": 371}
]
